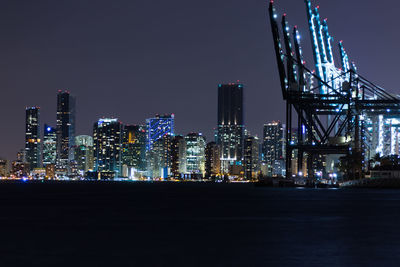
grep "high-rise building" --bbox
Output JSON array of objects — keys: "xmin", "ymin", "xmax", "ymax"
[
  {"xmin": 43, "ymin": 124, "xmax": 57, "ymax": 166},
  {"xmin": 74, "ymin": 135, "xmax": 94, "ymax": 174},
  {"xmin": 217, "ymin": 83, "xmax": 244, "ymax": 172},
  {"xmin": 121, "ymin": 125, "xmax": 146, "ymax": 176},
  {"xmin": 148, "ymin": 134, "xmax": 173, "ymax": 178},
  {"xmin": 244, "ymin": 136, "xmax": 260, "ymax": 180},
  {"xmin": 262, "ymin": 121, "xmax": 285, "ymax": 176},
  {"xmin": 205, "ymin": 142, "xmax": 221, "ymax": 179},
  {"xmin": 171, "ymin": 135, "xmax": 186, "ymax": 179},
  {"xmin": 185, "ymin": 133, "xmax": 206, "ymax": 178},
  {"xmin": 25, "ymin": 107, "xmax": 41, "ymax": 170},
  {"xmin": 93, "ymin": 118, "xmax": 122, "ymax": 178},
  {"xmin": 146, "ymin": 114, "xmax": 174, "ymax": 151},
  {"xmin": 56, "ymin": 90, "xmax": 76, "ymax": 168}
]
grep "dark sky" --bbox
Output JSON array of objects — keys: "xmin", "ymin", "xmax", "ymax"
[{"xmin": 1, "ymin": 0, "xmax": 399, "ymax": 161}]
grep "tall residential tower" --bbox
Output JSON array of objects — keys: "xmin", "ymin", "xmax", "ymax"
[
  {"xmin": 25, "ymin": 107, "xmax": 41, "ymax": 170},
  {"xmin": 56, "ymin": 90, "xmax": 76, "ymax": 168},
  {"xmin": 262, "ymin": 121, "xmax": 285, "ymax": 176},
  {"xmin": 146, "ymin": 114, "xmax": 174, "ymax": 151},
  {"xmin": 74, "ymin": 135, "xmax": 94, "ymax": 174},
  {"xmin": 43, "ymin": 124, "xmax": 57, "ymax": 166},
  {"xmin": 217, "ymin": 83, "xmax": 244, "ymax": 173},
  {"xmin": 122, "ymin": 125, "xmax": 147, "ymax": 177},
  {"xmin": 93, "ymin": 118, "xmax": 122, "ymax": 178}
]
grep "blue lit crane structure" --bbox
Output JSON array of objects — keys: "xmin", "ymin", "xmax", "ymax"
[{"xmin": 268, "ymin": 0, "xmax": 400, "ymax": 181}]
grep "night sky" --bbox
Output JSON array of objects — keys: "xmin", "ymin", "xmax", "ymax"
[{"xmin": 0, "ymin": 0, "xmax": 399, "ymax": 161}]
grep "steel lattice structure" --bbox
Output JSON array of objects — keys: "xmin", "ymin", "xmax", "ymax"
[{"xmin": 268, "ymin": 0, "xmax": 400, "ymax": 181}]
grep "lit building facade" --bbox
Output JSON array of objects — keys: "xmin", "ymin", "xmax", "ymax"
[
  {"xmin": 56, "ymin": 90, "xmax": 76, "ymax": 168},
  {"xmin": 244, "ymin": 136, "xmax": 260, "ymax": 180},
  {"xmin": 146, "ymin": 114, "xmax": 174, "ymax": 151},
  {"xmin": 148, "ymin": 134, "xmax": 173, "ymax": 178},
  {"xmin": 25, "ymin": 107, "xmax": 41, "ymax": 170},
  {"xmin": 43, "ymin": 124, "xmax": 57, "ymax": 166},
  {"xmin": 74, "ymin": 135, "xmax": 94, "ymax": 174},
  {"xmin": 216, "ymin": 84, "xmax": 244, "ymax": 173},
  {"xmin": 121, "ymin": 125, "xmax": 146, "ymax": 177},
  {"xmin": 262, "ymin": 121, "xmax": 285, "ymax": 176},
  {"xmin": 185, "ymin": 133, "xmax": 206, "ymax": 178},
  {"xmin": 93, "ymin": 118, "xmax": 122, "ymax": 177}
]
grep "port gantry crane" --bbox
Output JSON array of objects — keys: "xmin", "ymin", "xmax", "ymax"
[{"xmin": 268, "ymin": 0, "xmax": 400, "ymax": 181}]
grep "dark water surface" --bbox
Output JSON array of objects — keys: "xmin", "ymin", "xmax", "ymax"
[{"xmin": 0, "ymin": 182, "xmax": 399, "ymax": 266}]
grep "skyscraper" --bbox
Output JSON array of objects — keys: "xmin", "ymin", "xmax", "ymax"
[
  {"xmin": 217, "ymin": 83, "xmax": 244, "ymax": 172},
  {"xmin": 121, "ymin": 125, "xmax": 146, "ymax": 174},
  {"xmin": 25, "ymin": 107, "xmax": 41, "ymax": 170},
  {"xmin": 43, "ymin": 124, "xmax": 57, "ymax": 166},
  {"xmin": 74, "ymin": 135, "xmax": 94, "ymax": 174},
  {"xmin": 148, "ymin": 134, "xmax": 173, "ymax": 179},
  {"xmin": 185, "ymin": 133, "xmax": 206, "ymax": 179},
  {"xmin": 93, "ymin": 118, "xmax": 122, "ymax": 178},
  {"xmin": 244, "ymin": 136, "xmax": 260, "ymax": 180},
  {"xmin": 56, "ymin": 90, "xmax": 75, "ymax": 168},
  {"xmin": 146, "ymin": 114, "xmax": 174, "ymax": 151},
  {"xmin": 263, "ymin": 121, "xmax": 285, "ymax": 176}
]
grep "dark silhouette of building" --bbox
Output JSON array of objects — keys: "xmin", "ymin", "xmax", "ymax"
[
  {"xmin": 205, "ymin": 142, "xmax": 221, "ymax": 179},
  {"xmin": 171, "ymin": 135, "xmax": 186, "ymax": 179},
  {"xmin": 244, "ymin": 136, "xmax": 260, "ymax": 180},
  {"xmin": 56, "ymin": 90, "xmax": 75, "ymax": 168}
]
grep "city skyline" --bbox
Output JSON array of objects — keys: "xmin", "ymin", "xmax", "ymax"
[
  {"xmin": 8, "ymin": 84, "xmax": 277, "ymax": 165},
  {"xmin": 1, "ymin": 0, "xmax": 400, "ymax": 162},
  {"xmin": 12, "ymin": 85, "xmax": 273, "ymax": 180}
]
